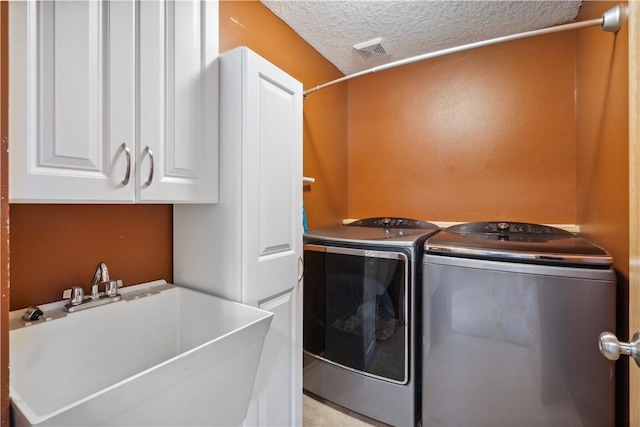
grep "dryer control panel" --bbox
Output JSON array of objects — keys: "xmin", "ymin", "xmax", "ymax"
[{"xmin": 348, "ymin": 217, "xmax": 433, "ymax": 229}]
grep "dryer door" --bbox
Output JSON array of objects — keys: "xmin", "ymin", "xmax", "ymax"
[{"xmin": 303, "ymin": 244, "xmax": 409, "ymax": 384}]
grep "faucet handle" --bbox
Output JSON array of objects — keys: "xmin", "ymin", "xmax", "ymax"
[
  {"xmin": 21, "ymin": 305, "xmax": 44, "ymax": 321},
  {"xmin": 63, "ymin": 286, "xmax": 85, "ymax": 306},
  {"xmin": 105, "ymin": 279, "xmax": 123, "ymax": 297}
]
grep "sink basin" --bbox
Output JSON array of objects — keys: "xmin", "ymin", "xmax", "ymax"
[{"xmin": 10, "ymin": 280, "xmax": 273, "ymax": 426}]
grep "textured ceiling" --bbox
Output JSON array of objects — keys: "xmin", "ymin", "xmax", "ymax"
[{"xmin": 260, "ymin": 1, "xmax": 582, "ymax": 75}]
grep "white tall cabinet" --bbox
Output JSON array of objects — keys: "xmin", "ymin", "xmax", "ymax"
[
  {"xmin": 174, "ymin": 47, "xmax": 303, "ymax": 426},
  {"xmin": 9, "ymin": 0, "xmax": 218, "ymax": 203}
]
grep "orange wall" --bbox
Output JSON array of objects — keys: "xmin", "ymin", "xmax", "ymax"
[
  {"xmin": 9, "ymin": 205, "xmax": 173, "ymax": 310},
  {"xmin": 219, "ymin": 1, "xmax": 348, "ymax": 230},
  {"xmin": 576, "ymin": 1, "xmax": 629, "ymax": 278},
  {"xmin": 347, "ymin": 31, "xmax": 578, "ymax": 223},
  {"xmin": 575, "ymin": 3, "xmax": 629, "ymax": 422},
  {"xmin": 9, "ymin": 202, "xmax": 173, "ymax": 311}
]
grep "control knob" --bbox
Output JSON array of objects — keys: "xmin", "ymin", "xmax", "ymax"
[{"xmin": 497, "ymin": 222, "xmax": 510, "ymax": 231}]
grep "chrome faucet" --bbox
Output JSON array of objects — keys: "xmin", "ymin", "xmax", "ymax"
[
  {"xmin": 90, "ymin": 262, "xmax": 110, "ymax": 299},
  {"xmin": 63, "ymin": 262, "xmax": 123, "ymax": 313}
]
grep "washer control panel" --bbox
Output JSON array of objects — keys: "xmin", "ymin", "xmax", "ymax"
[{"xmin": 451, "ymin": 221, "xmax": 574, "ymax": 239}]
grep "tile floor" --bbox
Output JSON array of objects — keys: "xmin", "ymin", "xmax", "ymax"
[{"xmin": 303, "ymin": 391, "xmax": 389, "ymax": 427}]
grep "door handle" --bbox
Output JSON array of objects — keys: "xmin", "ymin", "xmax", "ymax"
[
  {"xmin": 297, "ymin": 256, "xmax": 304, "ymax": 282},
  {"xmin": 144, "ymin": 146, "xmax": 154, "ymax": 187},
  {"xmin": 121, "ymin": 143, "xmax": 131, "ymax": 186},
  {"xmin": 599, "ymin": 331, "xmax": 640, "ymax": 367}
]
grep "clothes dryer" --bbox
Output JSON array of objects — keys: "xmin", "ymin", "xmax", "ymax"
[
  {"xmin": 422, "ymin": 221, "xmax": 616, "ymax": 427},
  {"xmin": 303, "ymin": 217, "xmax": 439, "ymax": 427}
]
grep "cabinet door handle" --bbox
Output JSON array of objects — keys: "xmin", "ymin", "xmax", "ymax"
[
  {"xmin": 298, "ymin": 256, "xmax": 304, "ymax": 282},
  {"xmin": 144, "ymin": 146, "xmax": 154, "ymax": 187},
  {"xmin": 121, "ymin": 143, "xmax": 131, "ymax": 186}
]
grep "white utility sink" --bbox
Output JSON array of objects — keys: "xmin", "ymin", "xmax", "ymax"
[{"xmin": 9, "ymin": 280, "xmax": 273, "ymax": 426}]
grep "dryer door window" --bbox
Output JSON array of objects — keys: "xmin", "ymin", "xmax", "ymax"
[{"xmin": 303, "ymin": 245, "xmax": 409, "ymax": 384}]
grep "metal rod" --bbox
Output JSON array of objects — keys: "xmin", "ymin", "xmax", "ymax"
[{"xmin": 303, "ymin": 9, "xmax": 617, "ymax": 97}]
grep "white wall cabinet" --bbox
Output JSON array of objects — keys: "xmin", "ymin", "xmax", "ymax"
[
  {"xmin": 174, "ymin": 47, "xmax": 303, "ymax": 426},
  {"xmin": 9, "ymin": 0, "xmax": 218, "ymax": 203}
]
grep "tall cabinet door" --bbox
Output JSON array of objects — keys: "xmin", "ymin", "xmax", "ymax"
[
  {"xmin": 9, "ymin": 1, "xmax": 135, "ymax": 202},
  {"xmin": 239, "ymin": 49, "xmax": 303, "ymax": 427},
  {"xmin": 138, "ymin": 0, "xmax": 218, "ymax": 203}
]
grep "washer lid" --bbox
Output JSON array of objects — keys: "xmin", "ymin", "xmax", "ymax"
[
  {"xmin": 425, "ymin": 221, "xmax": 612, "ymax": 265},
  {"xmin": 304, "ymin": 217, "xmax": 439, "ymax": 247}
]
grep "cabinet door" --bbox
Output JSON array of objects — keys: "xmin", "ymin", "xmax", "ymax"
[
  {"xmin": 9, "ymin": 1, "xmax": 135, "ymax": 203},
  {"xmin": 245, "ymin": 288, "xmax": 302, "ymax": 427},
  {"xmin": 242, "ymin": 50, "xmax": 303, "ymax": 307},
  {"xmin": 241, "ymin": 50, "xmax": 303, "ymax": 427},
  {"xmin": 138, "ymin": 0, "xmax": 218, "ymax": 203}
]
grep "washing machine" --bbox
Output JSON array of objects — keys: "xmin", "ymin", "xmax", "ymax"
[
  {"xmin": 422, "ymin": 221, "xmax": 616, "ymax": 427},
  {"xmin": 303, "ymin": 217, "xmax": 440, "ymax": 427}
]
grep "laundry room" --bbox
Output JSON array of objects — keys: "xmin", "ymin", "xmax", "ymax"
[
  {"xmin": 249, "ymin": 3, "xmax": 629, "ymax": 424},
  {"xmin": 0, "ymin": 0, "xmax": 635, "ymax": 426}
]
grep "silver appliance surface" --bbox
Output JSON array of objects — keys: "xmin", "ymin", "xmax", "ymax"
[
  {"xmin": 305, "ymin": 217, "xmax": 439, "ymax": 248},
  {"xmin": 303, "ymin": 217, "xmax": 438, "ymax": 427},
  {"xmin": 425, "ymin": 221, "xmax": 612, "ymax": 265},
  {"xmin": 422, "ymin": 221, "xmax": 616, "ymax": 427}
]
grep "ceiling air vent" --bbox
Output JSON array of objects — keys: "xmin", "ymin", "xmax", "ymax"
[{"xmin": 353, "ymin": 38, "xmax": 388, "ymax": 61}]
